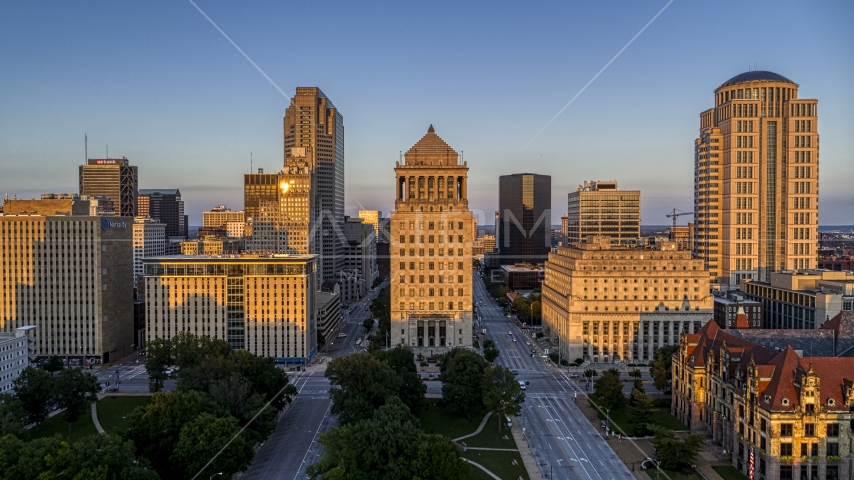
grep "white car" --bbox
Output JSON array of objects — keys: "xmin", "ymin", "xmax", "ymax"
[{"xmin": 337, "ymin": 333, "xmax": 347, "ymax": 338}]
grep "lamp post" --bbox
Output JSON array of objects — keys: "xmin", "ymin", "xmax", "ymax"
[
  {"xmin": 549, "ymin": 458, "xmax": 563, "ymax": 479},
  {"xmin": 209, "ymin": 473, "xmax": 223, "ymax": 480}
]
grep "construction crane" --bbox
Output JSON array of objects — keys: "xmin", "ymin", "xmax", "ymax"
[{"xmin": 666, "ymin": 208, "xmax": 694, "ymax": 228}]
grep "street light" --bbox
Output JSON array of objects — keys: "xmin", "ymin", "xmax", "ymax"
[
  {"xmin": 550, "ymin": 458, "xmax": 563, "ymax": 479},
  {"xmin": 209, "ymin": 473, "xmax": 223, "ymax": 480}
]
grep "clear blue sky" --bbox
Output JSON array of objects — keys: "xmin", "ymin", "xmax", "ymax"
[{"xmin": 1, "ymin": 1, "xmax": 852, "ymax": 226}]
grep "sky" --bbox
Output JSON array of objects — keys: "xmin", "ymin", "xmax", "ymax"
[{"xmin": 1, "ymin": 0, "xmax": 852, "ymax": 226}]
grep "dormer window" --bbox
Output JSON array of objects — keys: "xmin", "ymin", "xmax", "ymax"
[
  {"xmin": 781, "ymin": 398, "xmax": 790, "ymax": 406},
  {"xmin": 805, "ymin": 404, "xmax": 815, "ymax": 414},
  {"xmin": 763, "ymin": 394, "xmax": 771, "ymax": 403},
  {"xmin": 827, "ymin": 398, "xmax": 835, "ymax": 407}
]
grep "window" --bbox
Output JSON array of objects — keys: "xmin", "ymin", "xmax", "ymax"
[
  {"xmin": 780, "ymin": 424, "xmax": 793, "ymax": 437},
  {"xmin": 827, "ymin": 442, "xmax": 839, "ymax": 456},
  {"xmin": 780, "ymin": 443, "xmax": 792, "ymax": 456},
  {"xmin": 804, "ymin": 423, "xmax": 814, "ymax": 437},
  {"xmin": 779, "ymin": 466, "xmax": 792, "ymax": 480},
  {"xmin": 827, "ymin": 423, "xmax": 839, "ymax": 437}
]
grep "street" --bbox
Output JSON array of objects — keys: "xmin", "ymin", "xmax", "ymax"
[{"xmin": 474, "ymin": 273, "xmax": 634, "ymax": 480}]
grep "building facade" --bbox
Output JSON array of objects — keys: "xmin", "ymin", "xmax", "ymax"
[
  {"xmin": 694, "ymin": 71, "xmax": 819, "ymax": 289},
  {"xmin": 390, "ymin": 126, "xmax": 474, "ymax": 353},
  {"xmin": 283, "ymin": 87, "xmax": 345, "ymax": 283},
  {"xmin": 496, "ymin": 173, "xmax": 551, "ymax": 266},
  {"xmin": 244, "ymin": 170, "xmax": 279, "ymax": 233},
  {"xmin": 202, "ymin": 206, "xmax": 244, "ymax": 229},
  {"xmin": 566, "ymin": 181, "xmax": 640, "ymax": 245},
  {"xmin": 316, "ymin": 288, "xmax": 342, "ymax": 344},
  {"xmin": 343, "ymin": 217, "xmax": 378, "ymax": 293},
  {"xmin": 541, "ymin": 236, "xmax": 713, "ymax": 363},
  {"xmin": 143, "ymin": 254, "xmax": 318, "ymax": 364},
  {"xmin": 742, "ymin": 270, "xmax": 854, "ymax": 329},
  {"xmin": 79, "ymin": 158, "xmax": 138, "ymax": 217},
  {"xmin": 358, "ymin": 210, "xmax": 381, "ymax": 239},
  {"xmin": 137, "ymin": 189, "xmax": 187, "ymax": 238},
  {"xmin": 672, "ymin": 315, "xmax": 854, "ymax": 480},
  {"xmin": 133, "ymin": 217, "xmax": 166, "ymax": 288},
  {"xmin": 0, "ymin": 198, "xmax": 134, "ymax": 363},
  {"xmin": 713, "ymin": 294, "xmax": 763, "ymax": 329},
  {"xmin": 0, "ymin": 326, "xmax": 35, "ymax": 394}
]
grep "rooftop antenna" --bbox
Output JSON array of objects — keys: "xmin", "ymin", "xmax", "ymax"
[
  {"xmin": 85, "ymin": 133, "xmax": 88, "ymax": 162},
  {"xmin": 106, "ymin": 145, "xmax": 109, "ymax": 159},
  {"xmin": 250, "ymin": 152, "xmax": 253, "ymax": 174}
]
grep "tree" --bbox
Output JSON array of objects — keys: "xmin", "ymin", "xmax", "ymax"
[
  {"xmin": 483, "ymin": 339, "xmax": 495, "ymax": 349},
  {"xmin": 511, "ymin": 296, "xmax": 531, "ymax": 323},
  {"xmin": 439, "ymin": 349, "xmax": 489, "ymax": 421},
  {"xmin": 632, "ymin": 378, "xmax": 645, "ymax": 396},
  {"xmin": 170, "ymin": 412, "xmax": 254, "ymax": 479},
  {"xmin": 12, "ymin": 366, "xmax": 54, "ymax": 427},
  {"xmin": 54, "ymin": 367, "xmax": 101, "ymax": 433},
  {"xmin": 372, "ymin": 346, "xmax": 426, "ymax": 416},
  {"xmin": 307, "ymin": 397, "xmax": 469, "ymax": 480},
  {"xmin": 363, "ymin": 317, "xmax": 374, "ymax": 333},
  {"xmin": 43, "ymin": 355, "xmax": 64, "ymax": 375},
  {"xmin": 649, "ymin": 425, "xmax": 704, "ymax": 470},
  {"xmin": 628, "ymin": 368, "xmax": 642, "ymax": 380},
  {"xmin": 145, "ymin": 337, "xmax": 173, "ymax": 392},
  {"xmin": 126, "ymin": 391, "xmax": 203, "ymax": 479},
  {"xmin": 592, "ymin": 370, "xmax": 625, "ymax": 411},
  {"xmin": 629, "ymin": 388, "xmax": 656, "ymax": 436},
  {"xmin": 325, "ymin": 354, "xmax": 401, "ymax": 425},
  {"xmin": 583, "ymin": 368, "xmax": 598, "ymax": 389},
  {"xmin": 171, "ymin": 332, "xmax": 231, "ymax": 371},
  {"xmin": 0, "ymin": 393, "xmax": 26, "ymax": 437},
  {"xmin": 649, "ymin": 345, "xmax": 679, "ymax": 393},
  {"xmin": 53, "ymin": 434, "xmax": 160, "ymax": 480},
  {"xmin": 482, "ymin": 365, "xmax": 526, "ymax": 431},
  {"xmin": 370, "ymin": 286, "xmax": 391, "ymax": 346},
  {"xmin": 483, "ymin": 346, "xmax": 500, "ymax": 363}
]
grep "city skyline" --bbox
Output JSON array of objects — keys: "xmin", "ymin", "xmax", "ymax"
[{"xmin": 1, "ymin": 1, "xmax": 852, "ymax": 226}]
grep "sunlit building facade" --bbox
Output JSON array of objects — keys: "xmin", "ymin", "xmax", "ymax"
[
  {"xmin": 79, "ymin": 158, "xmax": 138, "ymax": 217},
  {"xmin": 566, "ymin": 181, "xmax": 640, "ymax": 245}
]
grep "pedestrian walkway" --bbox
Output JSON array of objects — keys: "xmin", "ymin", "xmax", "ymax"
[
  {"xmin": 462, "ymin": 458, "xmax": 502, "ymax": 480},
  {"xmin": 91, "ymin": 403, "xmax": 105, "ymax": 434},
  {"xmin": 453, "ymin": 411, "xmax": 492, "ymax": 441},
  {"xmin": 511, "ymin": 420, "xmax": 544, "ymax": 480}
]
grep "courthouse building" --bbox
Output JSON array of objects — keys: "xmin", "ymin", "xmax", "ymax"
[
  {"xmin": 143, "ymin": 254, "xmax": 318, "ymax": 365},
  {"xmin": 390, "ymin": 125, "xmax": 474, "ymax": 353},
  {"xmin": 541, "ymin": 236, "xmax": 713, "ymax": 363}
]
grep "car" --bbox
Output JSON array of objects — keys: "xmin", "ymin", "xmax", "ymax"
[
  {"xmin": 525, "ymin": 380, "xmax": 530, "ymax": 385},
  {"xmin": 526, "ymin": 341, "xmax": 531, "ymax": 346},
  {"xmin": 512, "ymin": 338, "xmax": 517, "ymax": 342},
  {"xmin": 508, "ymin": 331, "xmax": 513, "ymax": 335},
  {"xmin": 337, "ymin": 332, "xmax": 347, "ymax": 338},
  {"xmin": 518, "ymin": 381, "xmax": 526, "ymax": 390},
  {"xmin": 355, "ymin": 338, "xmax": 362, "ymax": 345},
  {"xmin": 511, "ymin": 370, "xmax": 518, "ymax": 375}
]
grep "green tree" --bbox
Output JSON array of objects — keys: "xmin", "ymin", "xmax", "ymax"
[
  {"xmin": 363, "ymin": 317, "xmax": 374, "ymax": 333},
  {"xmin": 628, "ymin": 368, "xmax": 642, "ymax": 380},
  {"xmin": 511, "ymin": 296, "xmax": 531, "ymax": 323},
  {"xmin": 483, "ymin": 346, "xmax": 500, "ymax": 363},
  {"xmin": 0, "ymin": 393, "xmax": 26, "ymax": 437},
  {"xmin": 54, "ymin": 367, "xmax": 101, "ymax": 433},
  {"xmin": 649, "ymin": 425, "xmax": 704, "ymax": 470},
  {"xmin": 12, "ymin": 366, "xmax": 55, "ymax": 427},
  {"xmin": 126, "ymin": 391, "xmax": 203, "ymax": 479},
  {"xmin": 54, "ymin": 434, "xmax": 160, "ymax": 480},
  {"xmin": 583, "ymin": 368, "xmax": 598, "ymax": 389},
  {"xmin": 629, "ymin": 388, "xmax": 656, "ymax": 436},
  {"xmin": 370, "ymin": 286, "xmax": 391, "ymax": 346},
  {"xmin": 325, "ymin": 353, "xmax": 401, "ymax": 425},
  {"xmin": 0, "ymin": 434, "xmax": 69, "ymax": 479},
  {"xmin": 170, "ymin": 412, "xmax": 254, "ymax": 479},
  {"xmin": 43, "ymin": 355, "xmax": 64, "ymax": 375},
  {"xmin": 372, "ymin": 346, "xmax": 426, "ymax": 416},
  {"xmin": 145, "ymin": 337, "xmax": 173, "ymax": 392},
  {"xmin": 632, "ymin": 378, "xmax": 645, "ymax": 396},
  {"xmin": 307, "ymin": 397, "xmax": 468, "ymax": 480},
  {"xmin": 482, "ymin": 365, "xmax": 526, "ymax": 431},
  {"xmin": 649, "ymin": 344, "xmax": 679, "ymax": 393},
  {"xmin": 483, "ymin": 339, "xmax": 495, "ymax": 349},
  {"xmin": 439, "ymin": 349, "xmax": 488, "ymax": 421},
  {"xmin": 592, "ymin": 369, "xmax": 625, "ymax": 411}
]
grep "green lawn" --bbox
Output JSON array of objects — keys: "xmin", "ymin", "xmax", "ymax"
[
  {"xmin": 713, "ymin": 465, "xmax": 749, "ymax": 480},
  {"xmin": 598, "ymin": 404, "xmax": 687, "ymax": 436},
  {"xmin": 97, "ymin": 396, "xmax": 151, "ymax": 435},
  {"xmin": 418, "ymin": 401, "xmax": 529, "ymax": 479},
  {"xmin": 27, "ymin": 410, "xmax": 99, "ymax": 443}
]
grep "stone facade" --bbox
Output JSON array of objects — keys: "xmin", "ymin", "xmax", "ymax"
[
  {"xmin": 673, "ymin": 314, "xmax": 854, "ymax": 480},
  {"xmin": 390, "ymin": 126, "xmax": 474, "ymax": 354},
  {"xmin": 541, "ymin": 236, "xmax": 713, "ymax": 363}
]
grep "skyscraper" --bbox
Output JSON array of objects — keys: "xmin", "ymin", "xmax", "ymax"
[
  {"xmin": 358, "ymin": 210, "xmax": 381, "ymax": 239},
  {"xmin": 137, "ymin": 189, "xmax": 187, "ymax": 238},
  {"xmin": 79, "ymin": 158, "xmax": 138, "ymax": 217},
  {"xmin": 390, "ymin": 125, "xmax": 474, "ymax": 352},
  {"xmin": 497, "ymin": 173, "xmax": 551, "ymax": 265},
  {"xmin": 283, "ymin": 87, "xmax": 344, "ymax": 283},
  {"xmin": 566, "ymin": 180, "xmax": 640, "ymax": 245},
  {"xmin": 694, "ymin": 71, "xmax": 818, "ymax": 288}
]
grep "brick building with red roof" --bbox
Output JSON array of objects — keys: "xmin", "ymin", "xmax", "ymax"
[{"xmin": 673, "ymin": 311, "xmax": 854, "ymax": 480}]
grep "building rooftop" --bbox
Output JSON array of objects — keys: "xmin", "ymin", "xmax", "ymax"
[
  {"xmin": 144, "ymin": 254, "xmax": 316, "ymax": 261},
  {"xmin": 138, "ymin": 189, "xmax": 180, "ymax": 195},
  {"xmin": 403, "ymin": 125, "xmax": 459, "ymax": 166},
  {"xmin": 719, "ymin": 70, "xmax": 795, "ymax": 88}
]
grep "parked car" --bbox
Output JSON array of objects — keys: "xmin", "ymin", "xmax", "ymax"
[{"xmin": 518, "ymin": 381, "xmax": 526, "ymax": 390}]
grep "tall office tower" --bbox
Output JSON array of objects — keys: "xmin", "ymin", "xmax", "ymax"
[
  {"xmin": 695, "ymin": 71, "xmax": 819, "ymax": 289},
  {"xmin": 203, "ymin": 206, "xmax": 244, "ymax": 228},
  {"xmin": 497, "ymin": 173, "xmax": 551, "ymax": 266},
  {"xmin": 541, "ymin": 236, "xmax": 713, "ymax": 363},
  {"xmin": 244, "ymin": 170, "xmax": 279, "ymax": 233},
  {"xmin": 283, "ymin": 87, "xmax": 345, "ymax": 283},
  {"xmin": 390, "ymin": 126, "xmax": 474, "ymax": 352},
  {"xmin": 132, "ymin": 217, "xmax": 166, "ymax": 288},
  {"xmin": 0, "ymin": 197, "xmax": 134, "ymax": 363},
  {"xmin": 566, "ymin": 180, "xmax": 640, "ymax": 245},
  {"xmin": 343, "ymin": 217, "xmax": 378, "ymax": 295},
  {"xmin": 79, "ymin": 158, "xmax": 138, "ymax": 217},
  {"xmin": 358, "ymin": 210, "xmax": 381, "ymax": 239},
  {"xmin": 137, "ymin": 189, "xmax": 187, "ymax": 238},
  {"xmin": 143, "ymin": 254, "xmax": 318, "ymax": 363}
]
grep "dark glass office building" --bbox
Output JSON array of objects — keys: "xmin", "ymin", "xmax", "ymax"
[
  {"xmin": 497, "ymin": 173, "xmax": 551, "ymax": 266},
  {"xmin": 79, "ymin": 158, "xmax": 138, "ymax": 217},
  {"xmin": 138, "ymin": 189, "xmax": 187, "ymax": 238}
]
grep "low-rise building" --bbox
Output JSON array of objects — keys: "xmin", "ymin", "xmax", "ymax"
[
  {"xmin": 316, "ymin": 287, "xmax": 342, "ymax": 343},
  {"xmin": 542, "ymin": 236, "xmax": 713, "ymax": 363},
  {"xmin": 501, "ymin": 263, "xmax": 544, "ymax": 291},
  {"xmin": 143, "ymin": 254, "xmax": 318, "ymax": 365},
  {"xmin": 713, "ymin": 294, "xmax": 763, "ymax": 329},
  {"xmin": 742, "ymin": 270, "xmax": 854, "ymax": 329},
  {"xmin": 673, "ymin": 312, "xmax": 854, "ymax": 480},
  {"xmin": 0, "ymin": 326, "xmax": 36, "ymax": 394},
  {"xmin": 202, "ymin": 206, "xmax": 244, "ymax": 230}
]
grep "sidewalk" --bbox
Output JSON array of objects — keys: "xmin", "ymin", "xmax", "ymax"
[
  {"xmin": 574, "ymin": 397, "xmax": 729, "ymax": 479},
  {"xmin": 511, "ymin": 421, "xmax": 544, "ymax": 480}
]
